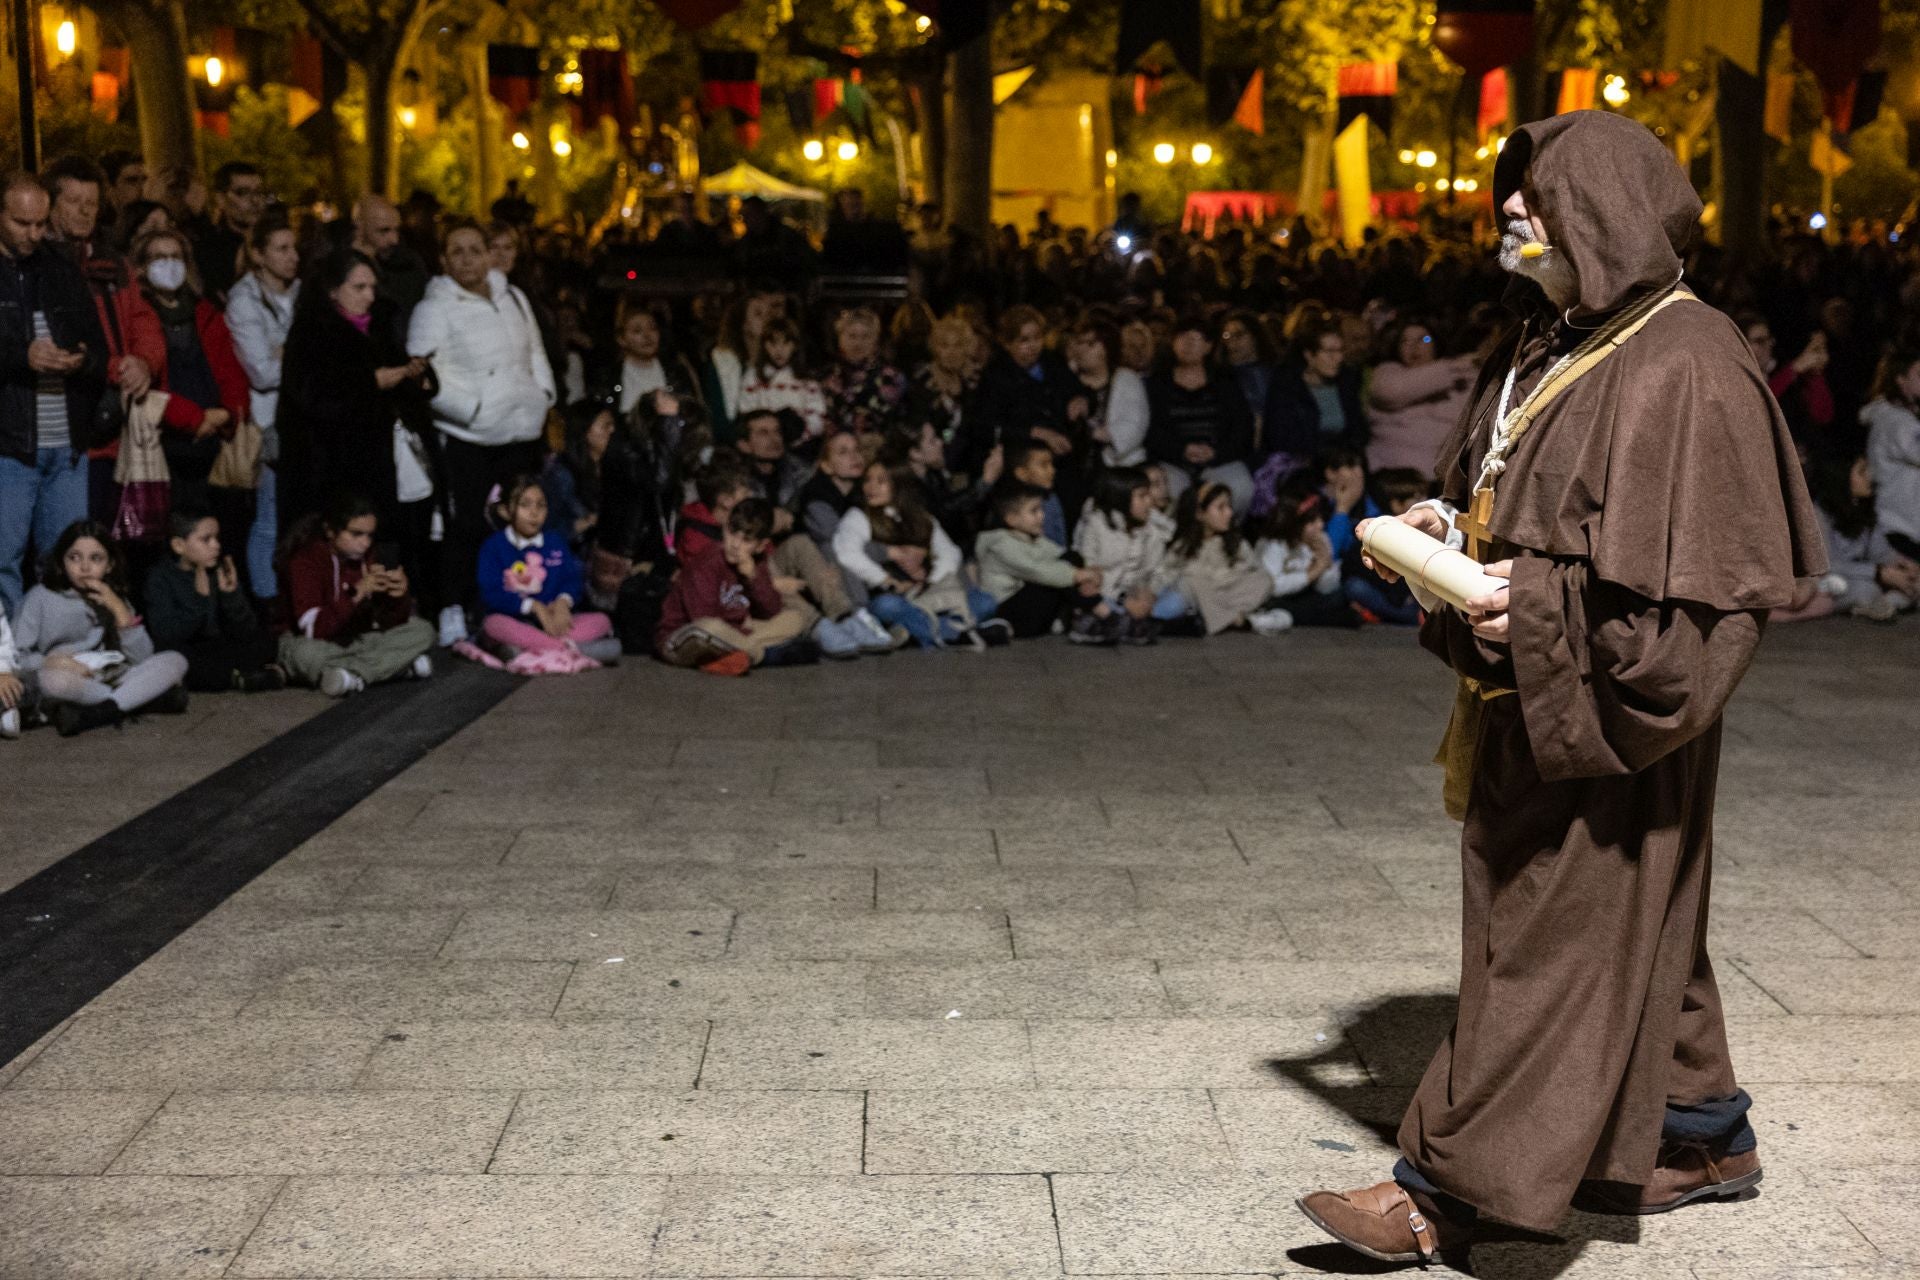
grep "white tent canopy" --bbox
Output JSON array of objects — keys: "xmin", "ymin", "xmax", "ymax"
[{"xmin": 703, "ymin": 163, "xmax": 827, "ymax": 202}]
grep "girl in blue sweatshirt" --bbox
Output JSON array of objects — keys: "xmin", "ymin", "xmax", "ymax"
[{"xmin": 477, "ymin": 476, "xmax": 621, "ymax": 662}]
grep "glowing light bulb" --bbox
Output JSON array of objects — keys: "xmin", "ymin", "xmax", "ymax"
[
  {"xmin": 397, "ymin": 106, "xmax": 418, "ymax": 130},
  {"xmin": 204, "ymin": 56, "xmax": 224, "ymax": 87},
  {"xmin": 1105, "ymin": 148, "xmax": 1118, "ymax": 168},
  {"xmin": 1152, "ymin": 142, "xmax": 1175, "ymax": 164},
  {"xmin": 55, "ymin": 20, "xmax": 76, "ymax": 57},
  {"xmin": 1414, "ymin": 149, "xmax": 1437, "ymax": 169},
  {"xmin": 1436, "ymin": 177, "xmax": 1451, "ymax": 192},
  {"xmin": 802, "ymin": 139, "xmax": 825, "ymax": 162},
  {"xmin": 837, "ymin": 140, "xmax": 859, "ymax": 161},
  {"xmin": 552, "ymin": 138, "xmax": 572, "ymax": 158},
  {"xmin": 1398, "ymin": 149, "xmax": 1415, "ymax": 164},
  {"xmin": 1191, "ymin": 142, "xmax": 1214, "ymax": 165},
  {"xmin": 1602, "ymin": 75, "xmax": 1630, "ymax": 108},
  {"xmin": 915, "ymin": 14, "xmax": 931, "ymax": 31},
  {"xmin": 511, "ymin": 131, "xmax": 531, "ymax": 151}
]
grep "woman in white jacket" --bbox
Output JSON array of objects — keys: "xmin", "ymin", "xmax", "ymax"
[
  {"xmin": 1067, "ymin": 321, "xmax": 1149, "ymax": 467},
  {"xmin": 833, "ymin": 460, "xmax": 996, "ymax": 649},
  {"xmin": 224, "ymin": 216, "xmax": 301, "ymax": 602},
  {"xmin": 406, "ymin": 221, "xmax": 556, "ymax": 636}
]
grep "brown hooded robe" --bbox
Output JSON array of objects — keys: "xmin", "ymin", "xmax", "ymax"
[{"xmin": 1396, "ymin": 111, "xmax": 1827, "ymax": 1232}]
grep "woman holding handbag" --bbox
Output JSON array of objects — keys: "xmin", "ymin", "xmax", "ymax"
[
  {"xmin": 224, "ymin": 212, "xmax": 301, "ymax": 607},
  {"xmin": 277, "ymin": 247, "xmax": 435, "ymax": 593},
  {"xmin": 128, "ymin": 227, "xmax": 250, "ymax": 535}
]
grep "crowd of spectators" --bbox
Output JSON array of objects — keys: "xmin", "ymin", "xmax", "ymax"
[{"xmin": 3, "ymin": 153, "xmax": 1916, "ymax": 739}]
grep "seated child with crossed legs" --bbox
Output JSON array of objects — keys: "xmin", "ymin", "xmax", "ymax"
[
  {"xmin": 477, "ymin": 475, "xmax": 622, "ymax": 663},
  {"xmin": 656, "ymin": 498, "xmax": 820, "ymax": 676}
]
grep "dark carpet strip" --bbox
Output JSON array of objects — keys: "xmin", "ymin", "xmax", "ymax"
[{"xmin": 0, "ymin": 664, "xmax": 521, "ymax": 1066}]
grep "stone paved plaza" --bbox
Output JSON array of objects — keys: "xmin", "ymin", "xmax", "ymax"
[{"xmin": 1, "ymin": 623, "xmax": 1917, "ymax": 1279}]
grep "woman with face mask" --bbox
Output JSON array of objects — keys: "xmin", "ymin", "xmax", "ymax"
[{"xmin": 129, "ymin": 227, "xmax": 250, "ymax": 521}]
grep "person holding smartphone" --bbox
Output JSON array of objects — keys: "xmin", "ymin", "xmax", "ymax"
[
  {"xmin": 2, "ymin": 171, "xmax": 113, "ymax": 621},
  {"xmin": 277, "ymin": 492, "xmax": 434, "ymax": 698}
]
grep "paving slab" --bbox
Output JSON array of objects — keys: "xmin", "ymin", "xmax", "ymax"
[
  {"xmin": 0, "ymin": 1089, "xmax": 168, "ymax": 1173},
  {"xmin": 0, "ymin": 1175, "xmax": 285, "ymax": 1278},
  {"xmin": 491, "ymin": 1089, "xmax": 864, "ymax": 1174},
  {"xmin": 865, "ymin": 1088, "xmax": 1232, "ymax": 1173},
  {"xmin": 699, "ymin": 1018, "xmax": 1035, "ymax": 1089},
  {"xmin": 361, "ymin": 1019, "xmax": 709, "ymax": 1090}
]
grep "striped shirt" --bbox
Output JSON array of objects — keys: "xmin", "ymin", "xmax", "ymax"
[{"xmin": 31, "ymin": 310, "xmax": 71, "ymax": 452}]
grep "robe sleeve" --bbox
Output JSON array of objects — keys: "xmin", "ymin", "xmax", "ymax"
[
  {"xmin": 1417, "ymin": 606, "xmax": 1515, "ymax": 690},
  {"xmin": 1507, "ymin": 555, "xmax": 1763, "ymax": 782}
]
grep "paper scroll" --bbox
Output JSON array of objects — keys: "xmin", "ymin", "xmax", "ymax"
[{"xmin": 1361, "ymin": 517, "xmax": 1507, "ymax": 612}]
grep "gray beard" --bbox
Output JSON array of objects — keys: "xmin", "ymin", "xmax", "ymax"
[{"xmin": 1498, "ymin": 219, "xmax": 1579, "ymax": 309}]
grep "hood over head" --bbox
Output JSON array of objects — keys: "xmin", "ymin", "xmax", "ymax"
[{"xmin": 1494, "ymin": 110, "xmax": 1702, "ymax": 320}]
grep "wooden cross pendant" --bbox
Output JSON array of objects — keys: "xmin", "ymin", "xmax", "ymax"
[{"xmin": 1458, "ymin": 488, "xmax": 1496, "ymax": 565}]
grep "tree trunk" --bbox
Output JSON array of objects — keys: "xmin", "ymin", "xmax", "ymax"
[
  {"xmin": 943, "ymin": 33, "xmax": 993, "ymax": 238},
  {"xmin": 918, "ymin": 66, "xmax": 946, "ymax": 213},
  {"xmin": 99, "ymin": 0, "xmax": 197, "ymax": 174},
  {"xmin": 1297, "ymin": 104, "xmax": 1336, "ymax": 232},
  {"xmin": 363, "ymin": 1, "xmax": 433, "ymax": 197}
]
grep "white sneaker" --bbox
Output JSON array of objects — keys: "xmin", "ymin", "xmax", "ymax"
[
  {"xmin": 851, "ymin": 608, "xmax": 898, "ymax": 653},
  {"xmin": 320, "ymin": 667, "xmax": 367, "ymax": 698},
  {"xmin": 0, "ymin": 707, "xmax": 19, "ymax": 740},
  {"xmin": 1249, "ymin": 607, "xmax": 1295, "ymax": 635},
  {"xmin": 437, "ymin": 604, "xmax": 468, "ymax": 647},
  {"xmin": 410, "ymin": 653, "xmax": 434, "ymax": 680}
]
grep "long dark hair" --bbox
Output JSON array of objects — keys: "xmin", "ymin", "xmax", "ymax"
[
  {"xmin": 42, "ymin": 520, "xmax": 128, "ymax": 649},
  {"xmin": 277, "ymin": 491, "xmax": 377, "ymax": 577},
  {"xmin": 1089, "ymin": 465, "xmax": 1149, "ymax": 531},
  {"xmin": 860, "ymin": 461, "xmax": 934, "ymax": 548},
  {"xmin": 1259, "ymin": 476, "xmax": 1329, "ymax": 547},
  {"xmin": 1169, "ymin": 481, "xmax": 1244, "ymax": 560},
  {"xmin": 296, "ymin": 246, "xmax": 377, "ymax": 326},
  {"xmin": 558, "ymin": 399, "xmax": 613, "ymax": 512},
  {"xmin": 1809, "ymin": 452, "xmax": 1876, "ymax": 541}
]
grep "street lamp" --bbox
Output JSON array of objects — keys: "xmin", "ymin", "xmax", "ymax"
[
  {"xmin": 1152, "ymin": 142, "xmax": 1175, "ymax": 164},
  {"xmin": 511, "ymin": 130, "xmax": 531, "ymax": 150},
  {"xmin": 1414, "ymin": 149, "xmax": 1437, "ymax": 169},
  {"xmin": 1191, "ymin": 142, "xmax": 1214, "ymax": 165},
  {"xmin": 1602, "ymin": 75, "xmax": 1630, "ymax": 108},
  {"xmin": 55, "ymin": 20, "xmax": 76, "ymax": 57},
  {"xmin": 837, "ymin": 140, "xmax": 859, "ymax": 161},
  {"xmin": 802, "ymin": 139, "xmax": 825, "ymax": 162},
  {"xmin": 1398, "ymin": 149, "xmax": 1414, "ymax": 164},
  {"xmin": 397, "ymin": 106, "xmax": 417, "ymax": 130},
  {"xmin": 203, "ymin": 56, "xmax": 223, "ymax": 88}
]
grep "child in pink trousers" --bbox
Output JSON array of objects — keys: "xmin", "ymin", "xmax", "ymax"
[{"xmin": 475, "ymin": 476, "xmax": 622, "ymax": 664}]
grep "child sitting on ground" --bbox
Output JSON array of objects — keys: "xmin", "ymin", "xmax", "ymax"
[
  {"xmin": 0, "ymin": 609, "xmax": 25, "ymax": 739},
  {"xmin": 1162, "ymin": 482, "xmax": 1290, "ymax": 636},
  {"xmin": 675, "ymin": 455, "xmax": 755, "ymax": 565},
  {"xmin": 657, "ymin": 498, "xmax": 821, "ymax": 676},
  {"xmin": 279, "ymin": 494, "xmax": 436, "ymax": 697},
  {"xmin": 1341, "ymin": 468, "xmax": 1427, "ymax": 626},
  {"xmin": 477, "ymin": 476, "xmax": 623, "ymax": 663},
  {"xmin": 834, "ymin": 460, "xmax": 997, "ymax": 650},
  {"xmin": 1773, "ymin": 451, "xmax": 1920, "ymax": 623},
  {"xmin": 13, "ymin": 521, "xmax": 190, "ymax": 736},
  {"xmin": 976, "ymin": 484, "xmax": 1105, "ymax": 644},
  {"xmin": 990, "ymin": 440, "xmax": 1070, "ymax": 545},
  {"xmin": 1255, "ymin": 480, "xmax": 1357, "ymax": 630},
  {"xmin": 1074, "ymin": 466, "xmax": 1176, "ymax": 643},
  {"xmin": 145, "ymin": 506, "xmax": 287, "ymax": 692}
]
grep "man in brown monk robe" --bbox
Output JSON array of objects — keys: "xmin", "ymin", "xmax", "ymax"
[{"xmin": 1295, "ymin": 110, "xmax": 1826, "ymax": 1266}]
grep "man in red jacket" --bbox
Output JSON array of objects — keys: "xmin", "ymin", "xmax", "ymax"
[{"xmin": 655, "ymin": 498, "xmax": 817, "ymax": 676}]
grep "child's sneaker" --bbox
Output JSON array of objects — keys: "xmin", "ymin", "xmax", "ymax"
[
  {"xmin": 234, "ymin": 667, "xmax": 289, "ymax": 693},
  {"xmin": 437, "ymin": 604, "xmax": 469, "ymax": 647},
  {"xmin": 761, "ymin": 637, "xmax": 822, "ymax": 667},
  {"xmin": 813, "ymin": 616, "xmax": 862, "ymax": 660},
  {"xmin": 851, "ymin": 608, "xmax": 903, "ymax": 653},
  {"xmin": 321, "ymin": 667, "xmax": 367, "ymax": 698},
  {"xmin": 1125, "ymin": 615, "xmax": 1159, "ymax": 646},
  {"xmin": 0, "ymin": 707, "xmax": 20, "ymax": 739},
  {"xmin": 1067, "ymin": 611, "xmax": 1119, "ymax": 646},
  {"xmin": 1249, "ymin": 607, "xmax": 1295, "ymax": 635},
  {"xmin": 977, "ymin": 617, "xmax": 1015, "ymax": 647},
  {"xmin": 410, "ymin": 654, "xmax": 435, "ymax": 680},
  {"xmin": 699, "ymin": 651, "xmax": 752, "ymax": 677}
]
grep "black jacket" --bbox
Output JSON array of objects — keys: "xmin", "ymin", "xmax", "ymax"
[
  {"xmin": 1145, "ymin": 369, "xmax": 1255, "ymax": 470},
  {"xmin": 974, "ymin": 348, "xmax": 1083, "ymax": 462},
  {"xmin": 1263, "ymin": 361, "xmax": 1368, "ymax": 462},
  {"xmin": 0, "ymin": 244, "xmax": 110, "ymax": 464},
  {"xmin": 277, "ymin": 298, "xmax": 427, "ymax": 530}
]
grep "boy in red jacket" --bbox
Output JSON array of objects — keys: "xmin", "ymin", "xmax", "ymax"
[
  {"xmin": 656, "ymin": 498, "xmax": 818, "ymax": 676},
  {"xmin": 278, "ymin": 494, "xmax": 436, "ymax": 697}
]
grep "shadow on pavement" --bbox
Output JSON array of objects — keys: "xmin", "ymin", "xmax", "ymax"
[{"xmin": 1268, "ymin": 993, "xmax": 1642, "ymax": 1279}]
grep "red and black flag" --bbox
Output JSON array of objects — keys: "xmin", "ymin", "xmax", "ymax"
[
  {"xmin": 288, "ymin": 32, "xmax": 348, "ymax": 132},
  {"xmin": 901, "ymin": 0, "xmax": 991, "ymax": 49},
  {"xmin": 1433, "ymin": 0, "xmax": 1535, "ymax": 75},
  {"xmin": 1206, "ymin": 64, "xmax": 1263, "ymax": 133},
  {"xmin": 577, "ymin": 49, "xmax": 635, "ymax": 133},
  {"xmin": 1790, "ymin": 0, "xmax": 1881, "ymax": 128},
  {"xmin": 1336, "ymin": 61, "xmax": 1398, "ymax": 135},
  {"xmin": 487, "ymin": 43, "xmax": 541, "ymax": 121},
  {"xmin": 1117, "ymin": 0, "xmax": 1202, "ymax": 81},
  {"xmin": 700, "ymin": 50, "xmax": 762, "ymax": 149}
]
